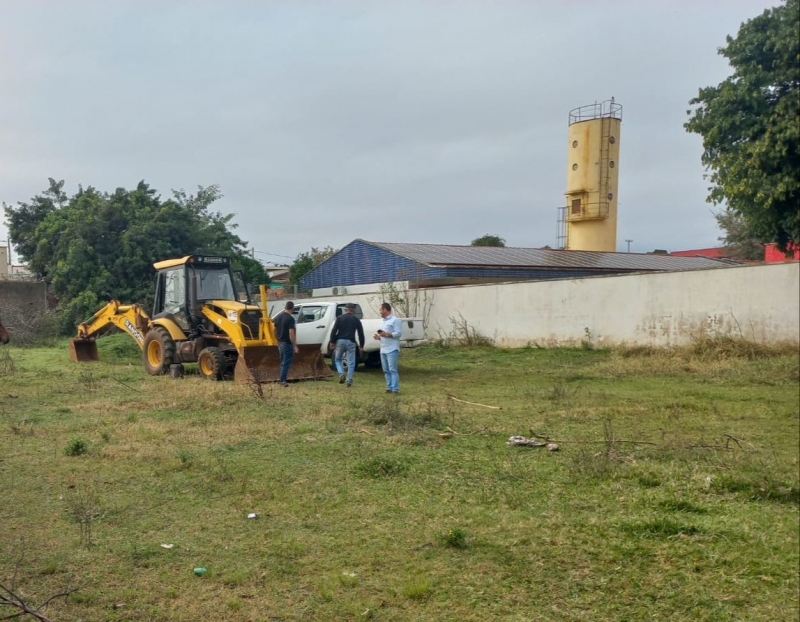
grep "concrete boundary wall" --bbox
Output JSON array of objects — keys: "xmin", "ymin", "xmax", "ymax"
[
  {"xmin": 305, "ymin": 262, "xmax": 799, "ymax": 348},
  {"xmin": 0, "ymin": 280, "xmax": 48, "ymax": 311}
]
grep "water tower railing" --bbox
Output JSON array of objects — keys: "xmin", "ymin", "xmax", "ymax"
[{"xmin": 569, "ymin": 100, "xmax": 622, "ymax": 125}]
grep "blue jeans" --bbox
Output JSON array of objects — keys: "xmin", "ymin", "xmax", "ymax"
[
  {"xmin": 278, "ymin": 342, "xmax": 294, "ymax": 383},
  {"xmin": 334, "ymin": 339, "xmax": 357, "ymax": 383},
  {"xmin": 381, "ymin": 350, "xmax": 400, "ymax": 392}
]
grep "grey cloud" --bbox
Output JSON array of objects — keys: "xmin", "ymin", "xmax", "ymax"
[{"xmin": 0, "ymin": 1, "xmax": 775, "ymax": 262}]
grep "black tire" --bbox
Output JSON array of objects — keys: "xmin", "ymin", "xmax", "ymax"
[
  {"xmin": 364, "ymin": 351, "xmax": 382, "ymax": 369},
  {"xmin": 198, "ymin": 347, "xmax": 227, "ymax": 381},
  {"xmin": 142, "ymin": 326, "xmax": 176, "ymax": 375}
]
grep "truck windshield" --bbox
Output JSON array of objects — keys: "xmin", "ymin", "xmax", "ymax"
[{"xmin": 191, "ymin": 266, "xmax": 236, "ymax": 301}]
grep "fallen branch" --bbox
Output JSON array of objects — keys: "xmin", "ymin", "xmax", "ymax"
[
  {"xmin": 526, "ymin": 431, "xmax": 657, "ymax": 445},
  {"xmin": 446, "ymin": 425, "xmax": 488, "ymax": 436},
  {"xmin": 553, "ymin": 439, "xmax": 659, "ymax": 445},
  {"xmin": 524, "ymin": 430, "xmax": 753, "ymax": 450},
  {"xmin": 1, "ymin": 540, "xmax": 80, "ymax": 621},
  {"xmin": 443, "ymin": 411, "xmax": 489, "ymax": 436},
  {"xmin": 448, "ymin": 396, "xmax": 501, "ymax": 410},
  {"xmin": 0, "ymin": 584, "xmax": 79, "ymax": 621},
  {"xmin": 111, "ymin": 377, "xmax": 140, "ymax": 392},
  {"xmin": 723, "ymin": 434, "xmax": 744, "ymax": 449}
]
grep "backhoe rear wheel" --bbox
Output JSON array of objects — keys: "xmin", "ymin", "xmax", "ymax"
[
  {"xmin": 198, "ymin": 347, "xmax": 227, "ymax": 381},
  {"xmin": 142, "ymin": 327, "xmax": 176, "ymax": 375}
]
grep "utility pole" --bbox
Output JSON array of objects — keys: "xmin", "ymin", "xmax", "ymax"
[{"xmin": 625, "ymin": 239, "xmax": 633, "ymax": 253}]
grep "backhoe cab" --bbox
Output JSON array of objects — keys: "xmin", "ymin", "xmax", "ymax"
[{"xmin": 70, "ymin": 255, "xmax": 332, "ymax": 383}]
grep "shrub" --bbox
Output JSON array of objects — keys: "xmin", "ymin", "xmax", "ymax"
[
  {"xmin": 690, "ymin": 333, "xmax": 795, "ymax": 360},
  {"xmin": 436, "ymin": 526, "xmax": 468, "ymax": 549},
  {"xmin": 401, "ymin": 576, "xmax": 432, "ymax": 600},
  {"xmin": 355, "ymin": 456, "xmax": 409, "ymax": 478},
  {"xmin": 438, "ymin": 313, "xmax": 495, "ymax": 347},
  {"xmin": 0, "ymin": 349, "xmax": 16, "ymax": 374},
  {"xmin": 64, "ymin": 437, "xmax": 89, "ymax": 456},
  {"xmin": 0, "ymin": 303, "xmax": 60, "ymax": 346}
]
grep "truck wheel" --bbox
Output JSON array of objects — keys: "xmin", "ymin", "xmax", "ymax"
[
  {"xmin": 364, "ymin": 351, "xmax": 382, "ymax": 369},
  {"xmin": 198, "ymin": 347, "xmax": 227, "ymax": 381},
  {"xmin": 143, "ymin": 327, "xmax": 176, "ymax": 375}
]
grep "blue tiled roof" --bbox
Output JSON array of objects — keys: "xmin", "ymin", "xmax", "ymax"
[
  {"xmin": 298, "ymin": 239, "xmax": 736, "ymax": 290},
  {"xmin": 367, "ymin": 240, "xmax": 733, "ymax": 271}
]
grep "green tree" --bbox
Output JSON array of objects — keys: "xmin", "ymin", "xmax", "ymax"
[
  {"xmin": 685, "ymin": 0, "xmax": 799, "ymax": 251},
  {"xmin": 4, "ymin": 180, "xmax": 258, "ymax": 333},
  {"xmin": 232, "ymin": 255, "xmax": 271, "ymax": 288},
  {"xmin": 2, "ymin": 178, "xmax": 66, "ymax": 267},
  {"xmin": 471, "ymin": 234, "xmax": 506, "ymax": 247},
  {"xmin": 288, "ymin": 246, "xmax": 337, "ymax": 285},
  {"xmin": 714, "ymin": 209, "xmax": 765, "ymax": 260}
]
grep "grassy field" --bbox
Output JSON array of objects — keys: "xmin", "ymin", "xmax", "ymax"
[{"xmin": 0, "ymin": 336, "xmax": 798, "ymax": 621}]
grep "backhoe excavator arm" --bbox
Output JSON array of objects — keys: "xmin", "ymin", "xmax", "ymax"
[{"xmin": 71, "ymin": 301, "xmax": 151, "ymax": 362}]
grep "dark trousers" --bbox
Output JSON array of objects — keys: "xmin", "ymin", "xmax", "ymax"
[{"xmin": 278, "ymin": 342, "xmax": 294, "ymax": 383}]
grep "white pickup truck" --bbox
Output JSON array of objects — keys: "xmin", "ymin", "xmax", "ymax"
[{"xmin": 272, "ymin": 301, "xmax": 426, "ymax": 368}]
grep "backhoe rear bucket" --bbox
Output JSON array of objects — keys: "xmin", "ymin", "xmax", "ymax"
[
  {"xmin": 233, "ymin": 345, "xmax": 333, "ymax": 384},
  {"xmin": 70, "ymin": 338, "xmax": 99, "ymax": 363}
]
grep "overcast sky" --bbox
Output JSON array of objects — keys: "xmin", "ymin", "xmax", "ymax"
[{"xmin": 0, "ymin": 0, "xmax": 777, "ymax": 264}]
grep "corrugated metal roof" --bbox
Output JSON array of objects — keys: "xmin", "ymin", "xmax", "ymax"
[{"xmin": 363, "ymin": 240, "xmax": 734, "ymax": 271}]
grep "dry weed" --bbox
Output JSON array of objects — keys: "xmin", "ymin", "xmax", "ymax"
[
  {"xmin": 690, "ymin": 334, "xmax": 798, "ymax": 360},
  {"xmin": 598, "ymin": 337, "xmax": 798, "ymax": 379}
]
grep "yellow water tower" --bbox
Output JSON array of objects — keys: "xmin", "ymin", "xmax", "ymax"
[{"xmin": 560, "ymin": 100, "xmax": 622, "ymax": 252}]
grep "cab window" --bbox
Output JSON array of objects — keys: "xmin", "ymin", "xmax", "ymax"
[
  {"xmin": 193, "ymin": 267, "xmax": 234, "ymax": 301},
  {"xmin": 163, "ymin": 268, "xmax": 185, "ymax": 314},
  {"xmin": 296, "ymin": 306, "xmax": 327, "ymax": 324}
]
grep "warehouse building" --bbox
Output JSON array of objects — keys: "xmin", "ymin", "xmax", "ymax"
[{"xmin": 299, "ymin": 239, "xmax": 734, "ymax": 292}]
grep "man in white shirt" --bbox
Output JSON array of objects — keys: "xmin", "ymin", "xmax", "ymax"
[{"xmin": 373, "ymin": 302, "xmax": 403, "ymax": 394}]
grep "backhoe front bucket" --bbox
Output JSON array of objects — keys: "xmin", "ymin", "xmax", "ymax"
[
  {"xmin": 70, "ymin": 338, "xmax": 99, "ymax": 363},
  {"xmin": 233, "ymin": 345, "xmax": 333, "ymax": 384}
]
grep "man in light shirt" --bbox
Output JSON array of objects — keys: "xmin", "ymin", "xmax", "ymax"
[{"xmin": 373, "ymin": 302, "xmax": 402, "ymax": 394}]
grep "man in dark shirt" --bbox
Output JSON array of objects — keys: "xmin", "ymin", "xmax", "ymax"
[
  {"xmin": 329, "ymin": 303, "xmax": 365, "ymax": 387},
  {"xmin": 273, "ymin": 301, "xmax": 299, "ymax": 386}
]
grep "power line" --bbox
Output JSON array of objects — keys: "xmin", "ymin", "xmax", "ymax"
[{"xmin": 252, "ymin": 249, "xmax": 295, "ymax": 260}]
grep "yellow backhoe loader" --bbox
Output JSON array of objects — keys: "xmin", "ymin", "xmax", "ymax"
[{"xmin": 69, "ymin": 254, "xmax": 332, "ymax": 383}]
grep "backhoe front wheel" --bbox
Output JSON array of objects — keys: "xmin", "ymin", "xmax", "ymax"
[
  {"xmin": 142, "ymin": 327, "xmax": 176, "ymax": 375},
  {"xmin": 198, "ymin": 347, "xmax": 227, "ymax": 381}
]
